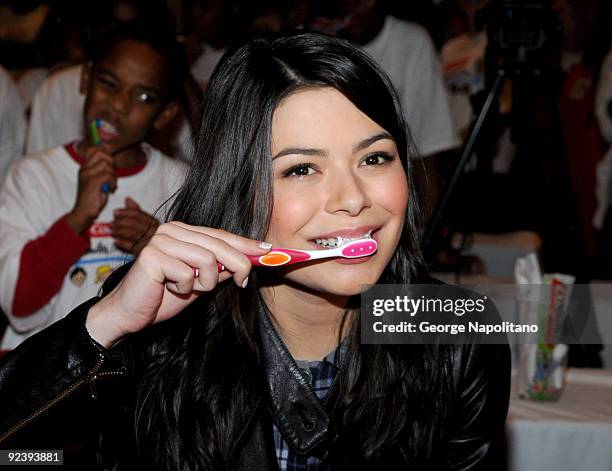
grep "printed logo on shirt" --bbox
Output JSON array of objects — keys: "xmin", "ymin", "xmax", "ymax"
[
  {"xmin": 89, "ymin": 222, "xmax": 112, "ymax": 238},
  {"xmin": 88, "ymin": 241, "xmax": 111, "ymax": 255}
]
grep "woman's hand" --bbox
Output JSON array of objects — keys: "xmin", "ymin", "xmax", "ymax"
[{"xmin": 85, "ymin": 221, "xmax": 272, "ymax": 348}]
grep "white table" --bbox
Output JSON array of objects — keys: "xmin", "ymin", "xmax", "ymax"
[{"xmin": 507, "ymin": 369, "xmax": 612, "ymax": 471}]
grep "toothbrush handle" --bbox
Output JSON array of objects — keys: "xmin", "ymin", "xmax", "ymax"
[
  {"xmin": 193, "ymin": 240, "xmax": 374, "ymax": 278},
  {"xmin": 194, "ymin": 248, "xmax": 320, "ymax": 277},
  {"xmin": 244, "ymin": 250, "xmax": 313, "ymax": 268},
  {"xmin": 196, "ymin": 250, "xmax": 311, "ymax": 277}
]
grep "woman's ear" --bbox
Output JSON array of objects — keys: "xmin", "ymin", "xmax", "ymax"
[
  {"xmin": 153, "ymin": 101, "xmax": 181, "ymax": 131},
  {"xmin": 80, "ymin": 62, "xmax": 93, "ymax": 95}
]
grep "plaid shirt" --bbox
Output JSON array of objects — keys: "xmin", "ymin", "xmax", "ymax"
[{"xmin": 272, "ymin": 345, "xmax": 345, "ymax": 471}]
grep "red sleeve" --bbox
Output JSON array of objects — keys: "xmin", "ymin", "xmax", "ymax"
[{"xmin": 12, "ymin": 215, "xmax": 90, "ymax": 317}]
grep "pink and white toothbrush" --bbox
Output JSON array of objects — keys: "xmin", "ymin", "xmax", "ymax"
[{"xmin": 195, "ymin": 237, "xmax": 378, "ymax": 276}]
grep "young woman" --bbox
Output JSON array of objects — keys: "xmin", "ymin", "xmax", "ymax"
[{"xmin": 0, "ymin": 32, "xmax": 510, "ymax": 469}]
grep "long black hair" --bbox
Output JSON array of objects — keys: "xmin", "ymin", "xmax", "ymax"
[{"xmin": 130, "ymin": 31, "xmax": 452, "ymax": 468}]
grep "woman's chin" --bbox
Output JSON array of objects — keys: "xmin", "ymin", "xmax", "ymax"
[
  {"xmin": 279, "ymin": 260, "xmax": 384, "ymax": 296},
  {"xmin": 328, "ymin": 284, "xmax": 371, "ymax": 297},
  {"xmin": 308, "ymin": 270, "xmax": 381, "ymax": 296}
]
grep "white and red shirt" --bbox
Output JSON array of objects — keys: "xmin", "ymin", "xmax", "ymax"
[{"xmin": 0, "ymin": 142, "xmax": 187, "ymax": 349}]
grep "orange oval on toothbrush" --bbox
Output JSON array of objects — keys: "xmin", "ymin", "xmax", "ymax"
[{"xmin": 258, "ymin": 252, "xmax": 292, "ymax": 266}]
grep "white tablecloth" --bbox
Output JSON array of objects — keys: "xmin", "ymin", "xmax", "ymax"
[{"xmin": 507, "ymin": 369, "xmax": 612, "ymax": 471}]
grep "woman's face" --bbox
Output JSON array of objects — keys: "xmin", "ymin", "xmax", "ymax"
[{"xmin": 266, "ymin": 87, "xmax": 409, "ymax": 296}]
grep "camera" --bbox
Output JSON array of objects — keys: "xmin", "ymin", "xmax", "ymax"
[{"xmin": 478, "ymin": 0, "xmax": 562, "ymax": 70}]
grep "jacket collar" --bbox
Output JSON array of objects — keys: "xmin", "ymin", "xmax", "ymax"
[{"xmin": 256, "ymin": 301, "xmax": 342, "ymax": 455}]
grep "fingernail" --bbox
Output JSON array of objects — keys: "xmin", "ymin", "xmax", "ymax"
[
  {"xmin": 258, "ymin": 241, "xmax": 272, "ymax": 250},
  {"xmin": 241, "ymin": 276, "xmax": 249, "ymax": 288}
]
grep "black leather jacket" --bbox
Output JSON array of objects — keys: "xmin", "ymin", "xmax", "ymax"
[{"xmin": 0, "ymin": 298, "xmax": 511, "ymax": 470}]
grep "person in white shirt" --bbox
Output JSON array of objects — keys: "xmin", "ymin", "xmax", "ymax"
[
  {"xmin": 309, "ymin": 0, "xmax": 458, "ymax": 157},
  {"xmin": 25, "ymin": 64, "xmax": 83, "ymax": 154},
  {"xmin": 191, "ymin": 42, "xmax": 225, "ymax": 89},
  {"xmin": 15, "ymin": 67, "xmax": 48, "ymax": 114},
  {"xmin": 361, "ymin": 16, "xmax": 459, "ymax": 156},
  {"xmin": 0, "ymin": 66, "xmax": 26, "ymax": 185},
  {"xmin": 183, "ymin": 0, "xmax": 233, "ymax": 89},
  {"xmin": 0, "ymin": 20, "xmax": 188, "ymax": 349}
]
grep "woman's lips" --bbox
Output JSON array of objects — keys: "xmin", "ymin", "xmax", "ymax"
[{"xmin": 333, "ymin": 255, "xmax": 372, "ymax": 264}]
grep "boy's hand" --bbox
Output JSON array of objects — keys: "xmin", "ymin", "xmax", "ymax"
[
  {"xmin": 111, "ymin": 197, "xmax": 159, "ymax": 255},
  {"xmin": 67, "ymin": 147, "xmax": 117, "ymax": 234}
]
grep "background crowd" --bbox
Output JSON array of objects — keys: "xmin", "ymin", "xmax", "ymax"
[{"xmin": 1, "ymin": 0, "xmax": 612, "ymax": 351}]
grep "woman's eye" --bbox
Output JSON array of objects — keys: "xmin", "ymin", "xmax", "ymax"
[
  {"xmin": 361, "ymin": 152, "xmax": 394, "ymax": 166},
  {"xmin": 282, "ymin": 164, "xmax": 316, "ymax": 179}
]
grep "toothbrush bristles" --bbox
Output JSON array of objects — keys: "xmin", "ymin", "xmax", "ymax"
[{"xmin": 337, "ymin": 231, "xmax": 373, "ymax": 247}]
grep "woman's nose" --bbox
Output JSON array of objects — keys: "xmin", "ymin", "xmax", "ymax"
[{"xmin": 323, "ymin": 170, "xmax": 371, "ymax": 216}]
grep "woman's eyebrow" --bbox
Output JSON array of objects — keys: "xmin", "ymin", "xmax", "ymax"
[
  {"xmin": 272, "ymin": 147, "xmax": 328, "ymax": 160},
  {"xmin": 353, "ymin": 132, "xmax": 394, "ymax": 152},
  {"xmin": 272, "ymin": 132, "xmax": 393, "ymax": 161}
]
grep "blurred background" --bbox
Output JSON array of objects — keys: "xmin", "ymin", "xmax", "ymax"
[
  {"xmin": 1, "ymin": 1, "xmax": 611, "ymax": 469},
  {"xmin": 4, "ymin": 0, "xmax": 612, "ymax": 279}
]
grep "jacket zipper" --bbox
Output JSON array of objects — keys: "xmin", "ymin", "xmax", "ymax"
[{"xmin": 0, "ymin": 353, "xmax": 126, "ymax": 444}]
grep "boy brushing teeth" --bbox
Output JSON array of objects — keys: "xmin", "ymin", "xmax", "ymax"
[{"xmin": 0, "ymin": 20, "xmax": 188, "ymax": 350}]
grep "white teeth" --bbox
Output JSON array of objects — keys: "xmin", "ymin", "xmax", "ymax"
[
  {"xmin": 314, "ymin": 238, "xmax": 338, "ymax": 248},
  {"xmin": 313, "ymin": 230, "xmax": 373, "ymax": 248}
]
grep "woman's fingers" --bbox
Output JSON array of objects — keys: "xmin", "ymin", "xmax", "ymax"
[
  {"xmin": 151, "ymin": 249, "xmax": 197, "ymax": 295},
  {"xmin": 136, "ymin": 220, "xmax": 270, "ymax": 298},
  {"xmin": 164, "ymin": 221, "xmax": 272, "ymax": 254},
  {"xmin": 148, "ymin": 233, "xmax": 245, "ymax": 289},
  {"xmin": 155, "ymin": 222, "xmax": 271, "ymax": 286}
]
